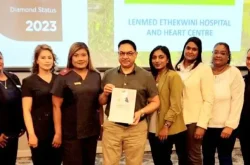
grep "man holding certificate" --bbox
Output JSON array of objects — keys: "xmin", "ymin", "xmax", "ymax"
[{"xmin": 99, "ymin": 40, "xmax": 160, "ymax": 165}]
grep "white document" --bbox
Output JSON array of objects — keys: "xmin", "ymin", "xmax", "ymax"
[{"xmin": 108, "ymin": 88, "xmax": 137, "ymax": 124}]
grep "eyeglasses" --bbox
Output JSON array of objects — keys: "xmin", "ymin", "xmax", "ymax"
[{"xmin": 118, "ymin": 51, "xmax": 135, "ymax": 57}]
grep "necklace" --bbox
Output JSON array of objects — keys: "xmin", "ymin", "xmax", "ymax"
[
  {"xmin": 0, "ymin": 80, "xmax": 7, "ymax": 89},
  {"xmin": 212, "ymin": 65, "xmax": 229, "ymax": 75}
]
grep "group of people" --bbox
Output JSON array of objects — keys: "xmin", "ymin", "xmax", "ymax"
[{"xmin": 0, "ymin": 37, "xmax": 249, "ymax": 165}]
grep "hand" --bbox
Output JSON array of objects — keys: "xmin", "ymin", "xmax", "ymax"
[
  {"xmin": 18, "ymin": 129, "xmax": 25, "ymax": 137},
  {"xmin": 0, "ymin": 134, "xmax": 8, "ymax": 148},
  {"xmin": 131, "ymin": 111, "xmax": 141, "ymax": 125},
  {"xmin": 52, "ymin": 134, "xmax": 61, "ymax": 148},
  {"xmin": 158, "ymin": 126, "xmax": 169, "ymax": 141},
  {"xmin": 103, "ymin": 84, "xmax": 115, "ymax": 96},
  {"xmin": 221, "ymin": 127, "xmax": 233, "ymax": 139},
  {"xmin": 28, "ymin": 134, "xmax": 38, "ymax": 148},
  {"xmin": 194, "ymin": 127, "xmax": 206, "ymax": 139}
]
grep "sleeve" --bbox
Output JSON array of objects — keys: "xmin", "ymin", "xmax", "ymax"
[
  {"xmin": 17, "ymin": 111, "xmax": 25, "ymax": 132},
  {"xmin": 101, "ymin": 71, "xmax": 108, "ymax": 91},
  {"xmin": 12, "ymin": 74, "xmax": 21, "ymax": 85},
  {"xmin": 225, "ymin": 69, "xmax": 245, "ymax": 129},
  {"xmin": 21, "ymin": 78, "xmax": 32, "ymax": 97},
  {"xmin": 146, "ymin": 72, "xmax": 158, "ymax": 98},
  {"xmin": 164, "ymin": 73, "xmax": 184, "ymax": 122},
  {"xmin": 98, "ymin": 73, "xmax": 103, "ymax": 94},
  {"xmin": 197, "ymin": 65, "xmax": 215, "ymax": 129},
  {"xmin": 51, "ymin": 75, "xmax": 66, "ymax": 98},
  {"xmin": 12, "ymin": 74, "xmax": 25, "ymax": 131}
]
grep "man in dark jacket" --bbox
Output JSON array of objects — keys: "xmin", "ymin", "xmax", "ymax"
[{"xmin": 238, "ymin": 49, "xmax": 250, "ymax": 165}]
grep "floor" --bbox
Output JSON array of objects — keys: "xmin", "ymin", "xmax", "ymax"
[{"xmin": 17, "ymin": 149, "xmax": 244, "ymax": 165}]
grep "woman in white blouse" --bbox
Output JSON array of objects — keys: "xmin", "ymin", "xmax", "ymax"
[
  {"xmin": 202, "ymin": 42, "xmax": 244, "ymax": 165},
  {"xmin": 175, "ymin": 37, "xmax": 214, "ymax": 165}
]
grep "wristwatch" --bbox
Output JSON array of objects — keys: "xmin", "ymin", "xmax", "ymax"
[
  {"xmin": 164, "ymin": 121, "xmax": 172, "ymax": 128},
  {"xmin": 140, "ymin": 109, "xmax": 145, "ymax": 117}
]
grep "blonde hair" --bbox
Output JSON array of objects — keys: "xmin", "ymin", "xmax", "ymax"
[
  {"xmin": 67, "ymin": 42, "xmax": 96, "ymax": 71},
  {"xmin": 32, "ymin": 44, "xmax": 57, "ymax": 73}
]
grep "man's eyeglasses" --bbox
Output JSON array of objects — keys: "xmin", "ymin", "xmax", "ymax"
[{"xmin": 118, "ymin": 51, "xmax": 135, "ymax": 57}]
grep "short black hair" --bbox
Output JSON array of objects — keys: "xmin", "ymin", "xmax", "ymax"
[
  {"xmin": 213, "ymin": 42, "xmax": 231, "ymax": 64},
  {"xmin": 118, "ymin": 40, "xmax": 137, "ymax": 51}
]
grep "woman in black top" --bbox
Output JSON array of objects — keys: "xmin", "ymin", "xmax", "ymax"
[
  {"xmin": 22, "ymin": 44, "xmax": 62, "ymax": 165},
  {"xmin": 238, "ymin": 49, "xmax": 250, "ymax": 165},
  {"xmin": 51, "ymin": 42, "xmax": 102, "ymax": 165},
  {"xmin": 0, "ymin": 51, "xmax": 25, "ymax": 165}
]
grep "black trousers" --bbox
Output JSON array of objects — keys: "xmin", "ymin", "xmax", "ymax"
[
  {"xmin": 148, "ymin": 131, "xmax": 188, "ymax": 165},
  {"xmin": 0, "ymin": 137, "xmax": 18, "ymax": 165},
  {"xmin": 63, "ymin": 135, "xmax": 98, "ymax": 165},
  {"xmin": 202, "ymin": 128, "xmax": 237, "ymax": 165},
  {"xmin": 238, "ymin": 125, "xmax": 250, "ymax": 165},
  {"xmin": 30, "ymin": 138, "xmax": 62, "ymax": 165}
]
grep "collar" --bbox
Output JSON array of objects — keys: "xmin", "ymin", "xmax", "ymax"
[
  {"xmin": 177, "ymin": 60, "xmax": 196, "ymax": 72},
  {"xmin": 117, "ymin": 64, "xmax": 138, "ymax": 75},
  {"xmin": 3, "ymin": 70, "xmax": 21, "ymax": 92},
  {"xmin": 59, "ymin": 68, "xmax": 72, "ymax": 76}
]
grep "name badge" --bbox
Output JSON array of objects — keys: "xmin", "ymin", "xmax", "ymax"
[
  {"xmin": 74, "ymin": 82, "xmax": 81, "ymax": 85},
  {"xmin": 16, "ymin": 85, "xmax": 21, "ymax": 88}
]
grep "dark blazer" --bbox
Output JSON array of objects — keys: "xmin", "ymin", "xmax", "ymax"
[
  {"xmin": 0, "ymin": 71, "xmax": 24, "ymax": 137},
  {"xmin": 239, "ymin": 72, "xmax": 250, "ymax": 128}
]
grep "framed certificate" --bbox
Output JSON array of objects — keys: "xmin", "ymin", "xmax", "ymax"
[{"xmin": 108, "ymin": 88, "xmax": 137, "ymax": 124}]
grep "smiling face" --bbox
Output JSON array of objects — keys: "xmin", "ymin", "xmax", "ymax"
[
  {"xmin": 184, "ymin": 42, "xmax": 199, "ymax": 62},
  {"xmin": 71, "ymin": 48, "xmax": 89, "ymax": 69},
  {"xmin": 118, "ymin": 43, "xmax": 137, "ymax": 68},
  {"xmin": 151, "ymin": 49, "xmax": 168, "ymax": 71},
  {"xmin": 36, "ymin": 50, "xmax": 54, "ymax": 72},
  {"xmin": 212, "ymin": 44, "xmax": 230, "ymax": 67}
]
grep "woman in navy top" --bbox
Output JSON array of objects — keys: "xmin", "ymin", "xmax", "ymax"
[{"xmin": 0, "ymin": 51, "xmax": 25, "ymax": 165}]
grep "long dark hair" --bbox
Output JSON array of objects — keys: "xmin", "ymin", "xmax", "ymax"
[
  {"xmin": 175, "ymin": 37, "xmax": 202, "ymax": 71},
  {"xmin": 67, "ymin": 42, "xmax": 96, "ymax": 71},
  {"xmin": 32, "ymin": 44, "xmax": 57, "ymax": 74},
  {"xmin": 149, "ymin": 45, "xmax": 174, "ymax": 78}
]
